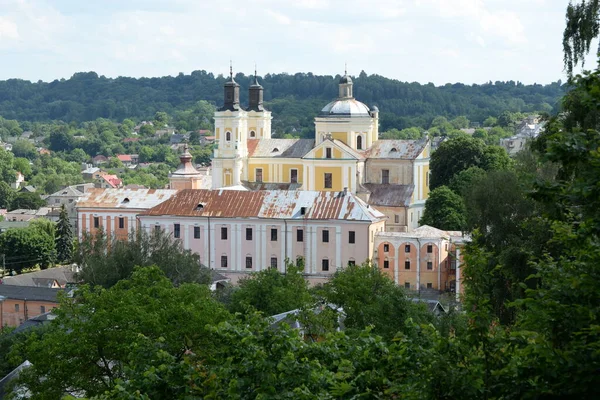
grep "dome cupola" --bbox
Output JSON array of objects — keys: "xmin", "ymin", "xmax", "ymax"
[{"xmin": 219, "ymin": 62, "xmax": 241, "ymax": 111}]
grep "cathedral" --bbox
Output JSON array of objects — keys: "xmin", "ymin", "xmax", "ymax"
[{"xmin": 210, "ymin": 69, "xmax": 430, "ymax": 232}]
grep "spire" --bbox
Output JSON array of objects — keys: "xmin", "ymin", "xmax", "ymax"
[
  {"xmin": 249, "ymin": 63, "xmax": 265, "ymax": 111},
  {"xmin": 339, "ymin": 66, "xmax": 353, "ymax": 99},
  {"xmin": 229, "ymin": 59, "xmax": 233, "ymax": 80},
  {"xmin": 220, "ymin": 61, "xmax": 241, "ymax": 111},
  {"xmin": 345, "ymin": 62, "xmax": 347, "ymax": 76}
]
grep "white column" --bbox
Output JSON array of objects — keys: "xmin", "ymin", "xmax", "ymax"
[
  {"xmin": 311, "ymin": 226, "xmax": 318, "ymax": 274},
  {"xmin": 455, "ymin": 247, "xmax": 461, "ymax": 302},
  {"xmin": 261, "ymin": 225, "xmax": 267, "ymax": 271},
  {"xmin": 437, "ymin": 241, "xmax": 441, "ymax": 290},
  {"xmin": 335, "ymin": 225, "xmax": 342, "ymax": 271}
]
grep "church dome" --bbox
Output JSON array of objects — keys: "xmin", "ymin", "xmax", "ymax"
[
  {"xmin": 339, "ymin": 74, "xmax": 352, "ymax": 84},
  {"xmin": 319, "ymin": 98, "xmax": 371, "ymax": 117}
]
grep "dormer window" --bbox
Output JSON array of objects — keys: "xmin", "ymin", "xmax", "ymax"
[
  {"xmin": 391, "ymin": 148, "xmax": 398, "ymax": 152},
  {"xmin": 300, "ymin": 207, "xmax": 307, "ymax": 215},
  {"xmin": 195, "ymin": 203, "xmax": 204, "ymax": 211},
  {"xmin": 272, "ymin": 148, "xmax": 279, "ymax": 152},
  {"xmin": 122, "ymin": 198, "xmax": 130, "ymax": 204}
]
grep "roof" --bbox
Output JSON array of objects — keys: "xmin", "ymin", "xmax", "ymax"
[
  {"xmin": 116, "ymin": 154, "xmax": 132, "ymax": 162},
  {"xmin": 6, "ymin": 208, "xmax": 51, "ymax": 216},
  {"xmin": 142, "ymin": 189, "xmax": 386, "ymax": 222},
  {"xmin": 77, "ymin": 188, "xmax": 178, "ymax": 210},
  {"xmin": 0, "ymin": 285, "xmax": 66, "ymax": 302},
  {"xmin": 365, "ymin": 139, "xmax": 427, "ymax": 159},
  {"xmin": 47, "ymin": 186, "xmax": 85, "ymax": 198},
  {"xmin": 331, "ymin": 139, "xmax": 365, "ymax": 160},
  {"xmin": 99, "ymin": 174, "xmax": 122, "ymax": 188},
  {"xmin": 11, "ymin": 311, "xmax": 57, "ymax": 335},
  {"xmin": 377, "ymin": 225, "xmax": 468, "ymax": 240},
  {"xmin": 1, "ymin": 266, "xmax": 77, "ymax": 288},
  {"xmin": 320, "ymin": 98, "xmax": 371, "ymax": 117},
  {"xmin": 410, "ymin": 298, "xmax": 448, "ymax": 314},
  {"xmin": 82, "ymin": 167, "xmax": 100, "ymax": 174},
  {"xmin": 0, "ymin": 361, "xmax": 31, "ymax": 398},
  {"xmin": 242, "ymin": 182, "xmax": 302, "ymax": 191},
  {"xmin": 362, "ymin": 184, "xmax": 414, "ymax": 207},
  {"xmin": 247, "ymin": 139, "xmax": 315, "ymax": 158}
]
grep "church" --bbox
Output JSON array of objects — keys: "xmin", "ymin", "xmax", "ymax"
[{"xmin": 210, "ymin": 69, "xmax": 431, "ymax": 232}]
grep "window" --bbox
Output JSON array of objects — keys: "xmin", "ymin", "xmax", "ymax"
[
  {"xmin": 427, "ymin": 261, "xmax": 433, "ymax": 270},
  {"xmin": 356, "ymin": 135, "xmax": 363, "ymax": 150},
  {"xmin": 246, "ymin": 227, "xmax": 253, "ymax": 240},
  {"xmin": 427, "ymin": 244, "xmax": 433, "ymax": 253},
  {"xmin": 270, "ymin": 257, "xmax": 278, "ymax": 269},
  {"xmin": 404, "ymin": 282, "xmax": 411, "ymax": 289},
  {"xmin": 322, "ymin": 229, "xmax": 329, "ymax": 243},
  {"xmin": 382, "ymin": 169, "xmax": 390, "ymax": 184},
  {"xmin": 290, "ymin": 169, "xmax": 298, "ymax": 183},
  {"xmin": 405, "ymin": 244, "xmax": 411, "ymax": 253},
  {"xmin": 14, "ymin": 304, "xmax": 19, "ymax": 312},
  {"xmin": 325, "ymin": 147, "xmax": 332, "ymax": 159},
  {"xmin": 256, "ymin": 168, "xmax": 263, "ymax": 182},
  {"xmin": 348, "ymin": 260, "xmax": 356, "ymax": 266},
  {"xmin": 348, "ymin": 231, "xmax": 355, "ymax": 244},
  {"xmin": 383, "ymin": 244, "xmax": 389, "ymax": 252},
  {"xmin": 300, "ymin": 207, "xmax": 306, "ymax": 215},
  {"xmin": 40, "ymin": 306, "xmax": 46, "ymax": 313},
  {"xmin": 173, "ymin": 224, "xmax": 181, "ymax": 238},
  {"xmin": 394, "ymin": 215, "xmax": 399, "ymax": 224},
  {"xmin": 194, "ymin": 226, "xmax": 201, "ymax": 239},
  {"xmin": 297, "ymin": 229, "xmax": 304, "ymax": 242},
  {"xmin": 322, "ymin": 259, "xmax": 329, "ymax": 271},
  {"xmin": 221, "ymin": 256, "xmax": 228, "ymax": 268},
  {"xmin": 383, "ymin": 260, "xmax": 390, "ymax": 269},
  {"xmin": 93, "ymin": 217, "xmax": 99, "ymax": 228},
  {"xmin": 250, "ymin": 130, "xmax": 256, "ymax": 138},
  {"xmin": 226, "ymin": 131, "xmax": 231, "ymax": 141},
  {"xmin": 427, "ymin": 283, "xmax": 433, "ymax": 289},
  {"xmin": 221, "ymin": 227, "xmax": 228, "ymax": 240},
  {"xmin": 246, "ymin": 256, "xmax": 253, "ymax": 269},
  {"xmin": 324, "ymin": 173, "xmax": 332, "ymax": 189},
  {"xmin": 154, "ymin": 225, "xmax": 161, "ymax": 234},
  {"xmin": 271, "ymin": 228, "xmax": 278, "ymax": 241},
  {"xmin": 405, "ymin": 260, "xmax": 411, "ymax": 270},
  {"xmin": 118, "ymin": 217, "xmax": 124, "ymax": 229}
]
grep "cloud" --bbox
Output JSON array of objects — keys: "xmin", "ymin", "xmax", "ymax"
[
  {"xmin": 0, "ymin": 16, "xmax": 19, "ymax": 42},
  {"xmin": 266, "ymin": 9, "xmax": 292, "ymax": 25}
]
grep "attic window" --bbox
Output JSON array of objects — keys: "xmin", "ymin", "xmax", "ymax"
[
  {"xmin": 390, "ymin": 148, "xmax": 398, "ymax": 152},
  {"xmin": 300, "ymin": 207, "xmax": 307, "ymax": 215},
  {"xmin": 272, "ymin": 147, "xmax": 279, "ymax": 152},
  {"xmin": 122, "ymin": 198, "xmax": 130, "ymax": 204},
  {"xmin": 195, "ymin": 203, "xmax": 204, "ymax": 211}
]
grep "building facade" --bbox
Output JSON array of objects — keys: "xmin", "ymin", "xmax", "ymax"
[
  {"xmin": 0, "ymin": 286, "xmax": 64, "ymax": 327},
  {"xmin": 139, "ymin": 188, "xmax": 386, "ymax": 284},
  {"xmin": 210, "ymin": 69, "xmax": 430, "ymax": 231}
]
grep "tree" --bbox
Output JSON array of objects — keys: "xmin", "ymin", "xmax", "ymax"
[
  {"xmin": 448, "ymin": 166, "xmax": 487, "ymax": 196},
  {"xmin": 429, "ymin": 136, "xmax": 486, "ymax": 189},
  {"xmin": 563, "ymin": 0, "xmax": 600, "ymax": 76},
  {"xmin": 450, "ymin": 115, "xmax": 469, "ymax": 129},
  {"xmin": 75, "ymin": 229, "xmax": 211, "ymax": 288},
  {"xmin": 55, "ymin": 204, "xmax": 73, "ymax": 263},
  {"xmin": 420, "ymin": 186, "xmax": 467, "ymax": 231},
  {"xmin": 9, "ymin": 192, "xmax": 45, "ymax": 211},
  {"xmin": 13, "ymin": 266, "xmax": 230, "ymax": 399},
  {"xmin": 228, "ymin": 262, "xmax": 313, "ymax": 315},
  {"xmin": 11, "ymin": 140, "xmax": 37, "ymax": 159},
  {"xmin": 0, "ymin": 181, "xmax": 15, "ymax": 209},
  {"xmin": 0, "ymin": 226, "xmax": 56, "ymax": 273}
]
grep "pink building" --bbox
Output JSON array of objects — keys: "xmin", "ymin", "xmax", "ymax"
[
  {"xmin": 374, "ymin": 225, "xmax": 468, "ymax": 300},
  {"xmin": 77, "ymin": 188, "xmax": 178, "ymax": 240},
  {"xmin": 139, "ymin": 189, "xmax": 386, "ymax": 284}
]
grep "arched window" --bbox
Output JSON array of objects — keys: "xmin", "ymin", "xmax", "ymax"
[
  {"xmin": 356, "ymin": 135, "xmax": 363, "ymax": 150},
  {"xmin": 226, "ymin": 131, "xmax": 231, "ymax": 141},
  {"xmin": 250, "ymin": 130, "xmax": 256, "ymax": 138}
]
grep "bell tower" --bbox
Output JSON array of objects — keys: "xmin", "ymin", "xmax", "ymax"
[{"xmin": 246, "ymin": 66, "xmax": 272, "ymax": 140}]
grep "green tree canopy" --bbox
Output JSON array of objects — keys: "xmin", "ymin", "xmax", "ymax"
[
  {"xmin": 420, "ymin": 186, "xmax": 467, "ymax": 231},
  {"xmin": 0, "ymin": 225, "xmax": 56, "ymax": 273}
]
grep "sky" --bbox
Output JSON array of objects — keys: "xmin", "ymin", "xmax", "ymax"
[{"xmin": 0, "ymin": 0, "xmax": 596, "ymax": 85}]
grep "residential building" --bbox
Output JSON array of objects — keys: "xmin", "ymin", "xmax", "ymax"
[
  {"xmin": 96, "ymin": 172, "xmax": 122, "ymax": 189},
  {"xmin": 45, "ymin": 184, "xmax": 95, "ymax": 231},
  {"xmin": 92, "ymin": 155, "xmax": 108, "ymax": 166},
  {"xmin": 210, "ymin": 68, "xmax": 430, "ymax": 231},
  {"xmin": 139, "ymin": 188, "xmax": 386, "ymax": 284},
  {"xmin": 11, "ymin": 172, "xmax": 25, "ymax": 190},
  {"xmin": 1, "ymin": 266, "xmax": 77, "ymax": 288},
  {"xmin": 374, "ymin": 225, "xmax": 468, "ymax": 300},
  {"xmin": 0, "ymin": 286, "xmax": 65, "ymax": 327},
  {"xmin": 4, "ymin": 208, "xmax": 51, "ymax": 222},
  {"xmin": 116, "ymin": 154, "xmax": 139, "ymax": 166},
  {"xmin": 76, "ymin": 188, "xmax": 178, "ymax": 240}
]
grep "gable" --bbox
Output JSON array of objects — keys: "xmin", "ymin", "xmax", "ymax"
[{"xmin": 303, "ymin": 139, "xmax": 363, "ymax": 160}]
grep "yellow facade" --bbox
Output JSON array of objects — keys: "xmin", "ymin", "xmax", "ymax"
[
  {"xmin": 421, "ymin": 164, "xmax": 430, "ymax": 198},
  {"xmin": 250, "ymin": 163, "xmax": 271, "ymax": 182},
  {"xmin": 314, "ymin": 166, "xmax": 343, "ymax": 191},
  {"xmin": 314, "ymin": 146, "xmax": 344, "ymax": 159},
  {"xmin": 215, "ymin": 127, "xmax": 220, "ymax": 140},
  {"xmin": 331, "ymin": 132, "xmax": 347, "ymax": 143}
]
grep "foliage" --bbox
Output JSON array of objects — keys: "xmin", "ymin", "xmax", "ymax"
[
  {"xmin": 563, "ymin": 0, "xmax": 600, "ymax": 76},
  {"xmin": 12, "ymin": 266, "xmax": 230, "ymax": 399},
  {"xmin": 55, "ymin": 204, "xmax": 73, "ymax": 263},
  {"xmin": 420, "ymin": 186, "xmax": 467, "ymax": 231},
  {"xmin": 228, "ymin": 262, "xmax": 313, "ymax": 316},
  {"xmin": 8, "ymin": 192, "xmax": 45, "ymax": 211},
  {"xmin": 0, "ymin": 181, "xmax": 15, "ymax": 209},
  {"xmin": 0, "ymin": 225, "xmax": 56, "ymax": 273},
  {"xmin": 75, "ymin": 229, "xmax": 211, "ymax": 288}
]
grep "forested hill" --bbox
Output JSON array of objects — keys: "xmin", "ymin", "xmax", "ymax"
[{"xmin": 0, "ymin": 70, "xmax": 565, "ymax": 132}]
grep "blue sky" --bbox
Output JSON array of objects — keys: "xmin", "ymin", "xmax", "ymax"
[{"xmin": 0, "ymin": 0, "xmax": 595, "ymax": 84}]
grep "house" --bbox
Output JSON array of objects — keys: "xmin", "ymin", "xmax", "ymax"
[
  {"xmin": 0, "ymin": 142, "xmax": 12, "ymax": 152},
  {"xmin": 92, "ymin": 155, "xmax": 108, "ymax": 166},
  {"xmin": 44, "ymin": 184, "xmax": 95, "ymax": 231},
  {"xmin": 1, "ymin": 266, "xmax": 78, "ymax": 289},
  {"xmin": 37, "ymin": 148, "xmax": 51, "ymax": 156},
  {"xmin": 77, "ymin": 188, "xmax": 178, "ymax": 240},
  {"xmin": 374, "ymin": 225, "xmax": 469, "ymax": 300},
  {"xmin": 11, "ymin": 172, "xmax": 25, "ymax": 190},
  {"xmin": 19, "ymin": 185, "xmax": 36, "ymax": 193},
  {"xmin": 4, "ymin": 208, "xmax": 51, "ymax": 222},
  {"xmin": 138, "ymin": 188, "xmax": 386, "ymax": 285},
  {"xmin": 210, "ymin": 69, "xmax": 430, "ymax": 232},
  {"xmin": 170, "ymin": 133, "xmax": 189, "ymax": 144},
  {"xmin": 96, "ymin": 173, "xmax": 122, "ymax": 189},
  {"xmin": 81, "ymin": 165, "xmax": 102, "ymax": 180},
  {"xmin": 116, "ymin": 154, "xmax": 139, "ymax": 166},
  {"xmin": 199, "ymin": 135, "xmax": 216, "ymax": 145},
  {"xmin": 154, "ymin": 127, "xmax": 175, "ymax": 137},
  {"xmin": 269, "ymin": 303, "xmax": 345, "ymax": 338},
  {"xmin": 0, "ymin": 285, "xmax": 66, "ymax": 327}
]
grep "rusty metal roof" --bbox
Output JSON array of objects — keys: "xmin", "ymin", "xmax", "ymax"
[
  {"xmin": 76, "ymin": 188, "xmax": 178, "ymax": 210},
  {"xmin": 362, "ymin": 184, "xmax": 414, "ymax": 207},
  {"xmin": 248, "ymin": 139, "xmax": 314, "ymax": 158},
  {"xmin": 141, "ymin": 189, "xmax": 385, "ymax": 222},
  {"xmin": 242, "ymin": 182, "xmax": 302, "ymax": 191},
  {"xmin": 366, "ymin": 139, "xmax": 427, "ymax": 159}
]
